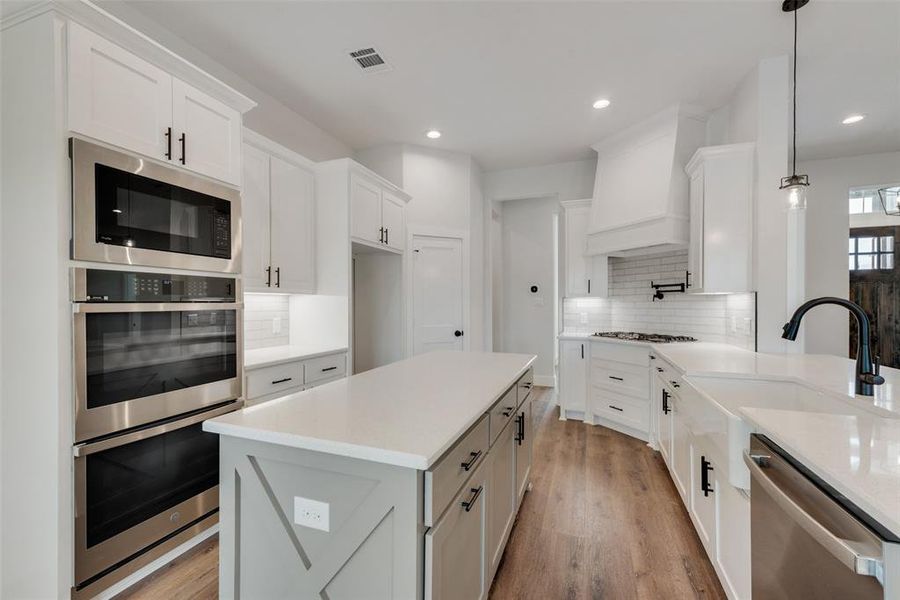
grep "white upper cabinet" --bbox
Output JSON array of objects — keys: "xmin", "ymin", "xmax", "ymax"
[
  {"xmin": 270, "ymin": 154, "xmax": 315, "ymax": 293},
  {"xmin": 381, "ymin": 189, "xmax": 406, "ymax": 251},
  {"xmin": 242, "ymin": 131, "xmax": 316, "ymax": 294},
  {"xmin": 685, "ymin": 143, "xmax": 755, "ymax": 294},
  {"xmin": 562, "ymin": 200, "xmax": 608, "ymax": 298},
  {"xmin": 350, "ymin": 174, "xmax": 383, "ymax": 245},
  {"xmin": 241, "ymin": 143, "xmax": 272, "ymax": 290},
  {"xmin": 67, "ymin": 22, "xmax": 172, "ymax": 161},
  {"xmin": 171, "ymin": 79, "xmax": 241, "ymax": 185},
  {"xmin": 67, "ymin": 22, "xmax": 243, "ymax": 186}
]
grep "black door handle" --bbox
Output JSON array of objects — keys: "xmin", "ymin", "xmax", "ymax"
[
  {"xmin": 454, "ymin": 330, "xmax": 463, "ymax": 337},
  {"xmin": 164, "ymin": 127, "xmax": 172, "ymax": 160},
  {"xmin": 461, "ymin": 486, "xmax": 483, "ymax": 512},
  {"xmin": 178, "ymin": 132, "xmax": 186, "ymax": 164},
  {"xmin": 701, "ymin": 456, "xmax": 714, "ymax": 496},
  {"xmin": 379, "ymin": 227, "xmax": 384, "ymax": 243},
  {"xmin": 275, "ymin": 267, "xmax": 281, "ymax": 288},
  {"xmin": 662, "ymin": 389, "xmax": 670, "ymax": 414},
  {"xmin": 265, "ymin": 266, "xmax": 271, "ymax": 287},
  {"xmin": 460, "ymin": 450, "xmax": 482, "ymax": 471},
  {"xmin": 515, "ymin": 414, "xmax": 524, "ymax": 445},
  {"xmin": 384, "ymin": 227, "xmax": 389, "ymax": 245},
  {"xmin": 581, "ymin": 343, "xmax": 584, "ymax": 359}
]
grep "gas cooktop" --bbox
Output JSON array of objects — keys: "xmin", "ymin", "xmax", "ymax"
[{"xmin": 592, "ymin": 331, "xmax": 698, "ymax": 343}]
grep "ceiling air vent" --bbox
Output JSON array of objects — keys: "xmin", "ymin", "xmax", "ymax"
[{"xmin": 348, "ymin": 47, "xmax": 392, "ymax": 74}]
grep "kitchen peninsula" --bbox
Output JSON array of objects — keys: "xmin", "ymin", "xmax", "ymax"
[{"xmin": 204, "ymin": 351, "xmax": 536, "ymax": 599}]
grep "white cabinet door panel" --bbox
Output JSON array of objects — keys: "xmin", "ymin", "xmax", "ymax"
[
  {"xmin": 565, "ymin": 206, "xmax": 590, "ymax": 296},
  {"xmin": 350, "ymin": 175, "xmax": 382, "ymax": 245},
  {"xmin": 559, "ymin": 341, "xmax": 587, "ymax": 414},
  {"xmin": 671, "ymin": 394, "xmax": 691, "ymax": 501},
  {"xmin": 688, "ymin": 170, "xmax": 705, "ymax": 292},
  {"xmin": 270, "ymin": 155, "xmax": 315, "ymax": 293},
  {"xmin": 381, "ymin": 189, "xmax": 406, "ymax": 251},
  {"xmin": 172, "ymin": 79, "xmax": 241, "ymax": 185},
  {"xmin": 690, "ymin": 443, "xmax": 717, "ymax": 557},
  {"xmin": 67, "ymin": 22, "xmax": 172, "ymax": 161},
  {"xmin": 241, "ymin": 143, "xmax": 271, "ymax": 290},
  {"xmin": 487, "ymin": 421, "xmax": 516, "ymax": 577},
  {"xmin": 514, "ymin": 399, "xmax": 533, "ymax": 503},
  {"xmin": 425, "ymin": 462, "xmax": 487, "ymax": 600}
]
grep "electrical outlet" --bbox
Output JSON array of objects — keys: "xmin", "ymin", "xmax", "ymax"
[
  {"xmin": 272, "ymin": 316, "xmax": 281, "ymax": 335},
  {"xmin": 293, "ymin": 496, "xmax": 329, "ymax": 532}
]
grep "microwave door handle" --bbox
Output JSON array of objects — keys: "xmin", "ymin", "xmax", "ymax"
[
  {"xmin": 743, "ymin": 451, "xmax": 884, "ymax": 580},
  {"xmin": 73, "ymin": 401, "xmax": 242, "ymax": 457}
]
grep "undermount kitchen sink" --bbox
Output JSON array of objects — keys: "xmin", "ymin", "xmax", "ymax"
[{"xmin": 682, "ymin": 376, "xmax": 891, "ymax": 490}]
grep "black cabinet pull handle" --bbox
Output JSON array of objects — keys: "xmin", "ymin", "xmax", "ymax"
[
  {"xmin": 670, "ymin": 381, "xmax": 680, "ymax": 388},
  {"xmin": 385, "ymin": 227, "xmax": 389, "ymax": 245},
  {"xmin": 662, "ymin": 389, "xmax": 670, "ymax": 414},
  {"xmin": 178, "ymin": 132, "xmax": 186, "ymax": 164},
  {"xmin": 379, "ymin": 227, "xmax": 384, "ymax": 243},
  {"xmin": 265, "ymin": 266, "xmax": 271, "ymax": 287},
  {"xmin": 164, "ymin": 127, "xmax": 172, "ymax": 159},
  {"xmin": 580, "ymin": 344, "xmax": 584, "ymax": 359},
  {"xmin": 321, "ymin": 366, "xmax": 337, "ymax": 372},
  {"xmin": 501, "ymin": 406, "xmax": 515, "ymax": 417},
  {"xmin": 686, "ymin": 270, "xmax": 692, "ymax": 288},
  {"xmin": 460, "ymin": 450, "xmax": 482, "ymax": 471},
  {"xmin": 608, "ymin": 405, "xmax": 623, "ymax": 412},
  {"xmin": 656, "ymin": 367, "xmax": 664, "ymax": 373},
  {"xmin": 275, "ymin": 267, "xmax": 281, "ymax": 288},
  {"xmin": 701, "ymin": 456, "xmax": 714, "ymax": 496},
  {"xmin": 515, "ymin": 414, "xmax": 525, "ymax": 445},
  {"xmin": 461, "ymin": 485, "xmax": 483, "ymax": 512},
  {"xmin": 608, "ymin": 375, "xmax": 624, "ymax": 382},
  {"xmin": 587, "ymin": 278, "xmax": 591, "ymax": 294},
  {"xmin": 271, "ymin": 377, "xmax": 293, "ymax": 385},
  {"xmin": 650, "ymin": 355, "xmax": 656, "ymax": 360}
]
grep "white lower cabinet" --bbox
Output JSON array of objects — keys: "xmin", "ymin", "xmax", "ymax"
[
  {"xmin": 244, "ymin": 351, "xmax": 348, "ymax": 406},
  {"xmin": 558, "ymin": 340, "xmax": 588, "ymax": 417},
  {"xmin": 716, "ymin": 471, "xmax": 751, "ymax": 600},
  {"xmin": 487, "ymin": 418, "xmax": 517, "ymax": 578},
  {"xmin": 689, "ymin": 441, "xmax": 718, "ymax": 557},
  {"xmin": 425, "ymin": 445, "xmax": 489, "ymax": 600},
  {"xmin": 670, "ymin": 393, "xmax": 691, "ymax": 502}
]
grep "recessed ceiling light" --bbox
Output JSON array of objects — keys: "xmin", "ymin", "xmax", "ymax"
[
  {"xmin": 425, "ymin": 129, "xmax": 442, "ymax": 139},
  {"xmin": 842, "ymin": 114, "xmax": 866, "ymax": 125},
  {"xmin": 592, "ymin": 99, "xmax": 611, "ymax": 110}
]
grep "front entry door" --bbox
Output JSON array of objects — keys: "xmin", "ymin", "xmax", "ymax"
[{"xmin": 413, "ymin": 235, "xmax": 464, "ymax": 354}]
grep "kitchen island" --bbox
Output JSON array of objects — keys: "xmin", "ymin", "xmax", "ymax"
[{"xmin": 204, "ymin": 351, "xmax": 536, "ymax": 600}]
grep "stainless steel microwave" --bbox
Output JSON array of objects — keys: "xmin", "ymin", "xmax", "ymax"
[{"xmin": 70, "ymin": 137, "xmax": 241, "ymax": 273}]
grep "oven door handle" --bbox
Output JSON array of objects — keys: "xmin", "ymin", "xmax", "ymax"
[
  {"xmin": 73, "ymin": 301, "xmax": 243, "ymax": 313},
  {"xmin": 743, "ymin": 450, "xmax": 884, "ymax": 580},
  {"xmin": 74, "ymin": 401, "xmax": 242, "ymax": 457}
]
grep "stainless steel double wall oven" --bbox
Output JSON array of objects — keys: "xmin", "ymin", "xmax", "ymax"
[{"xmin": 70, "ymin": 138, "xmax": 243, "ymax": 593}]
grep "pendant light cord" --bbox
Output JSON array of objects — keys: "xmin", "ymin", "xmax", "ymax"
[{"xmin": 792, "ymin": 8, "xmax": 798, "ymax": 176}]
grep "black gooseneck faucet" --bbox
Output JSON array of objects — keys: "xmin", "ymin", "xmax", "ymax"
[{"xmin": 782, "ymin": 297, "xmax": 885, "ymax": 396}]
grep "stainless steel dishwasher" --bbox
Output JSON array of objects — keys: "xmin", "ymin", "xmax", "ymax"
[{"xmin": 744, "ymin": 434, "xmax": 898, "ymax": 599}]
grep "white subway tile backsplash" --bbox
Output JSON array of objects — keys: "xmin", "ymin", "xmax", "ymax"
[
  {"xmin": 244, "ymin": 293, "xmax": 290, "ymax": 350},
  {"xmin": 563, "ymin": 250, "xmax": 756, "ymax": 350}
]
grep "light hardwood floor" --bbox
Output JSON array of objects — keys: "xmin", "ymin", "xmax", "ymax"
[{"xmin": 115, "ymin": 388, "xmax": 725, "ymax": 600}]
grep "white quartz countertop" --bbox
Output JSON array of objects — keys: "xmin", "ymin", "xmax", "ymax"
[
  {"xmin": 206, "ymin": 351, "xmax": 536, "ymax": 469},
  {"xmin": 244, "ymin": 344, "xmax": 348, "ymax": 370},
  {"xmin": 739, "ymin": 407, "xmax": 900, "ymax": 538}
]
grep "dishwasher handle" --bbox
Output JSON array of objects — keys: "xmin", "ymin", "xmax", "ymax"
[{"xmin": 743, "ymin": 450, "xmax": 884, "ymax": 582}]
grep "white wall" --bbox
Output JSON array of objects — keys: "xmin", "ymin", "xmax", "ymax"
[
  {"xmin": 482, "ymin": 158, "xmax": 596, "ymax": 203},
  {"xmin": 500, "ymin": 198, "xmax": 560, "ymax": 385},
  {"xmin": 800, "ymin": 151, "xmax": 900, "ymax": 357},
  {"xmin": 99, "ymin": 1, "xmax": 352, "ymax": 161}
]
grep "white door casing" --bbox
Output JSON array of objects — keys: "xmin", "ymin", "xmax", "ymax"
[{"xmin": 412, "ymin": 235, "xmax": 465, "ymax": 355}]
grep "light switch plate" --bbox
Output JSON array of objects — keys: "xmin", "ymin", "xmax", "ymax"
[{"xmin": 293, "ymin": 496, "xmax": 330, "ymax": 532}]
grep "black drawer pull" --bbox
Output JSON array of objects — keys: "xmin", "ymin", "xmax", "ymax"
[
  {"xmin": 461, "ymin": 486, "xmax": 483, "ymax": 512},
  {"xmin": 321, "ymin": 366, "xmax": 338, "ymax": 372},
  {"xmin": 670, "ymin": 381, "xmax": 680, "ymax": 388},
  {"xmin": 656, "ymin": 367, "xmax": 664, "ymax": 373},
  {"xmin": 501, "ymin": 406, "xmax": 515, "ymax": 417},
  {"xmin": 271, "ymin": 377, "xmax": 293, "ymax": 385},
  {"xmin": 608, "ymin": 375, "xmax": 624, "ymax": 381},
  {"xmin": 608, "ymin": 405, "xmax": 623, "ymax": 412},
  {"xmin": 460, "ymin": 450, "xmax": 482, "ymax": 471},
  {"xmin": 515, "ymin": 413, "xmax": 525, "ymax": 445}
]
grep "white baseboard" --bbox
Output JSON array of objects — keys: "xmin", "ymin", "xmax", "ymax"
[
  {"xmin": 90, "ymin": 525, "xmax": 218, "ymax": 600},
  {"xmin": 534, "ymin": 375, "xmax": 556, "ymax": 387}
]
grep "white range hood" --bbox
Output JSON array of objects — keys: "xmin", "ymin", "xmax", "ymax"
[{"xmin": 586, "ymin": 105, "xmax": 708, "ymax": 257}]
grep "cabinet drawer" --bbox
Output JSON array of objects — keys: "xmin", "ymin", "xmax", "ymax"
[
  {"xmin": 303, "ymin": 353, "xmax": 346, "ymax": 384},
  {"xmin": 488, "ymin": 386, "xmax": 518, "ymax": 445},
  {"xmin": 425, "ymin": 415, "xmax": 490, "ymax": 527},
  {"xmin": 246, "ymin": 361, "xmax": 303, "ymax": 399},
  {"xmin": 591, "ymin": 359, "xmax": 649, "ymax": 399},
  {"xmin": 590, "ymin": 341, "xmax": 649, "ymax": 366},
  {"xmin": 592, "ymin": 387, "xmax": 650, "ymax": 432},
  {"xmin": 516, "ymin": 368, "xmax": 534, "ymax": 407}
]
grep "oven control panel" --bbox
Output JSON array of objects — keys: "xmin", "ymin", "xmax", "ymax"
[{"xmin": 81, "ymin": 269, "xmax": 236, "ymax": 302}]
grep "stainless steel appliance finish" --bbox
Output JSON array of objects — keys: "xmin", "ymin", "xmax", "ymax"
[
  {"xmin": 74, "ymin": 400, "xmax": 240, "ymax": 590},
  {"xmin": 70, "ymin": 137, "xmax": 242, "ymax": 272},
  {"xmin": 593, "ymin": 331, "xmax": 698, "ymax": 343},
  {"xmin": 72, "ymin": 268, "xmax": 242, "ymax": 442},
  {"xmin": 745, "ymin": 434, "xmax": 893, "ymax": 599}
]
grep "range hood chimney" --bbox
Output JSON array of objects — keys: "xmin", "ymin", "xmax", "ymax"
[{"xmin": 586, "ymin": 105, "xmax": 708, "ymax": 257}]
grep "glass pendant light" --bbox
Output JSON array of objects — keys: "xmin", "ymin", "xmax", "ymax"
[{"xmin": 780, "ymin": 0, "xmax": 810, "ymax": 211}]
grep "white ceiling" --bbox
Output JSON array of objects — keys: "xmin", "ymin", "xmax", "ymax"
[{"xmin": 14, "ymin": 1, "xmax": 900, "ymax": 169}]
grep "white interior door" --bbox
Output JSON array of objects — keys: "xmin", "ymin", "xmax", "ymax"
[{"xmin": 413, "ymin": 235, "xmax": 464, "ymax": 355}]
